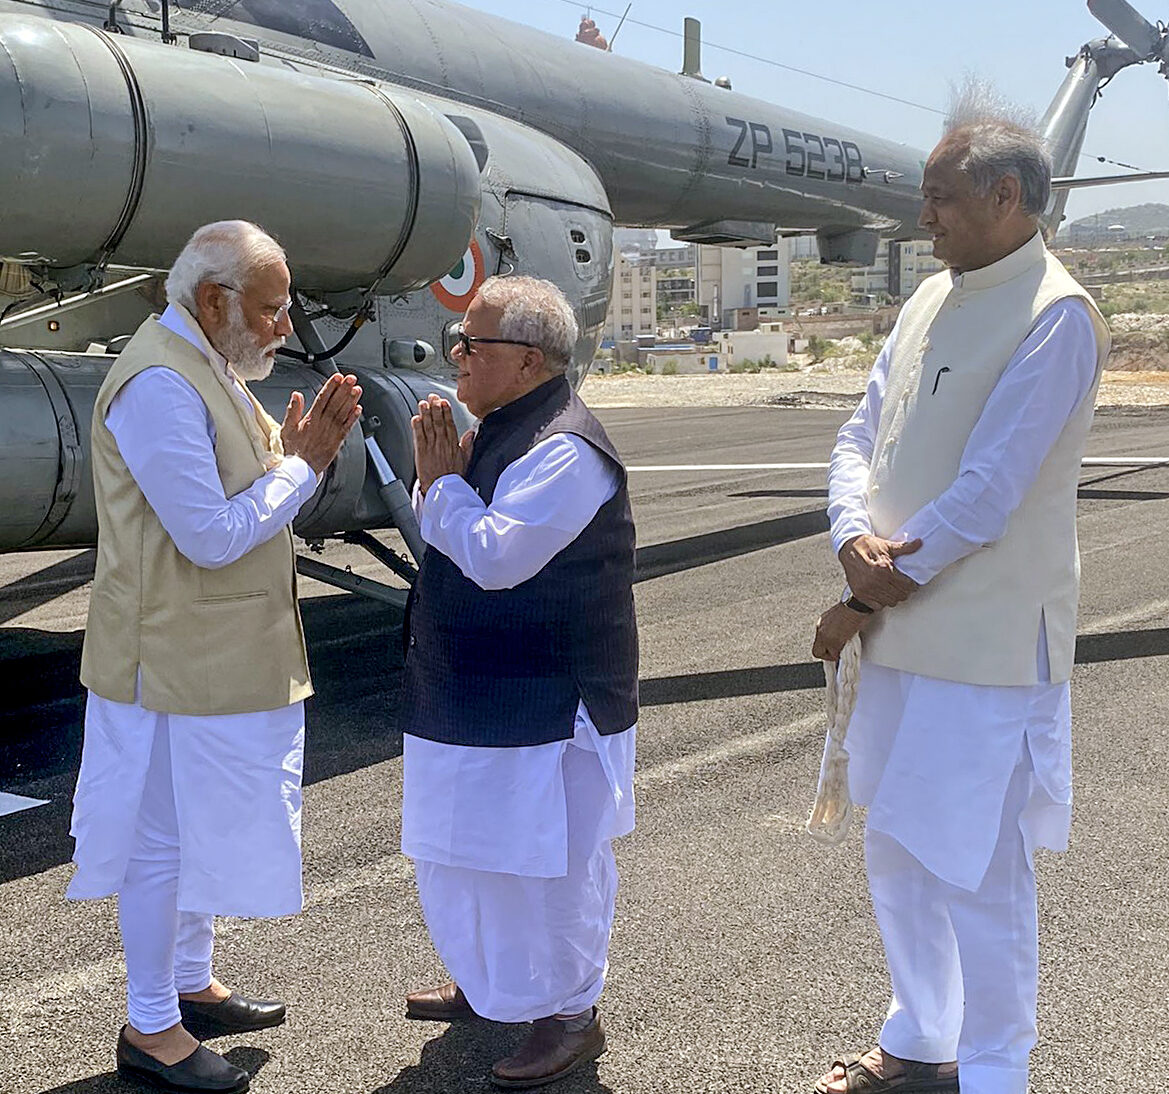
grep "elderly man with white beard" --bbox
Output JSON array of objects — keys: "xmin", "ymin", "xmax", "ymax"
[{"xmin": 68, "ymin": 220, "xmax": 361, "ymax": 1094}]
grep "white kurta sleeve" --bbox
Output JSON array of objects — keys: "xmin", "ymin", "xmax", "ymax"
[
  {"xmin": 827, "ymin": 320, "xmax": 898, "ymax": 555},
  {"xmin": 419, "ymin": 433, "xmax": 621, "ymax": 591},
  {"xmin": 892, "ymin": 298, "xmax": 1100, "ymax": 586},
  {"xmin": 105, "ymin": 367, "xmax": 320, "ymax": 570}
]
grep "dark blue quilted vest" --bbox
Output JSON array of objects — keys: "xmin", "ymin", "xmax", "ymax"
[{"xmin": 400, "ymin": 376, "xmax": 638, "ymax": 747}]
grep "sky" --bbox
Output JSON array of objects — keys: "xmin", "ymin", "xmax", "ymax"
[{"xmin": 459, "ymin": 0, "xmax": 1168, "ymax": 228}]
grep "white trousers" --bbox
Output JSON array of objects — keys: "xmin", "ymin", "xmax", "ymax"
[
  {"xmin": 869, "ymin": 748, "xmax": 1039, "ymax": 1094},
  {"xmin": 413, "ymin": 744, "xmax": 618, "ymax": 1023},
  {"xmin": 118, "ymin": 717, "xmax": 216, "ymax": 1033}
]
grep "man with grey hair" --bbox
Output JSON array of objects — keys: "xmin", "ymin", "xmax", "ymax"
[
  {"xmin": 809, "ymin": 104, "xmax": 1110, "ymax": 1094},
  {"xmin": 398, "ymin": 275, "xmax": 638, "ymax": 1089},
  {"xmin": 69, "ymin": 220, "xmax": 360, "ymax": 1093}
]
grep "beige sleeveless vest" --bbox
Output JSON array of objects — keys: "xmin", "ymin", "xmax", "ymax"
[
  {"xmin": 861, "ymin": 232, "xmax": 1110, "ymax": 686},
  {"xmin": 80, "ymin": 314, "xmax": 312, "ymax": 715}
]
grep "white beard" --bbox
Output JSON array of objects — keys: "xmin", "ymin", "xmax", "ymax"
[{"xmin": 216, "ymin": 298, "xmax": 284, "ymax": 381}]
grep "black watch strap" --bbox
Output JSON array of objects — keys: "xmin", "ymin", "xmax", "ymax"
[{"xmin": 845, "ymin": 595, "xmax": 874, "ymax": 614}]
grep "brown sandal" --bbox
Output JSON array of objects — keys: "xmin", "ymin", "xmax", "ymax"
[{"xmin": 813, "ymin": 1051, "xmax": 959, "ymax": 1094}]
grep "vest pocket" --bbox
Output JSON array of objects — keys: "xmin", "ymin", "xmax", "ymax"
[{"xmin": 193, "ymin": 590, "xmax": 270, "ymax": 605}]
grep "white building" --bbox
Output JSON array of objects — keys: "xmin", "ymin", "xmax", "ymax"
[
  {"xmin": 697, "ymin": 242, "xmax": 791, "ymax": 327},
  {"xmin": 851, "ymin": 240, "xmax": 945, "ymax": 302},
  {"xmin": 603, "ymin": 250, "xmax": 657, "ymax": 342},
  {"xmin": 714, "ymin": 322, "xmax": 789, "ymax": 369}
]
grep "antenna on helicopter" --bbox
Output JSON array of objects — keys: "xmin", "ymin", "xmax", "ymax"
[
  {"xmin": 680, "ymin": 17, "xmax": 710, "ymax": 82},
  {"xmin": 607, "ymin": 4, "xmax": 632, "ymax": 51}
]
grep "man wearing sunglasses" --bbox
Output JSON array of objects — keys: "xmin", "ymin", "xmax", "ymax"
[
  {"xmin": 71, "ymin": 220, "xmax": 361, "ymax": 1093},
  {"xmin": 400, "ymin": 276, "xmax": 638, "ymax": 1089}
]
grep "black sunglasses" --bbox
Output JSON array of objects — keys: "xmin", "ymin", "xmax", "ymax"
[{"xmin": 449, "ymin": 323, "xmax": 539, "ymax": 358}]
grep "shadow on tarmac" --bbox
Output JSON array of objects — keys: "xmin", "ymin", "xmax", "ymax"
[
  {"xmin": 634, "ymin": 508, "xmax": 829, "ymax": 582},
  {"xmin": 0, "ymin": 550, "xmax": 96, "ymax": 627},
  {"xmin": 34, "ymin": 1047, "xmax": 270, "ymax": 1094},
  {"xmin": 1077, "ymin": 626, "xmax": 1169, "ymax": 663},
  {"xmin": 374, "ymin": 1021, "xmax": 612, "ymax": 1094},
  {"xmin": 1077, "ymin": 487, "xmax": 1169, "ymax": 501},
  {"xmin": 641, "ymin": 661, "xmax": 824, "ymax": 705},
  {"xmin": 730, "ymin": 489, "xmax": 830, "ymax": 499}
]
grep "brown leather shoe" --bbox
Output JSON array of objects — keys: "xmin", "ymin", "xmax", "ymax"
[
  {"xmin": 405, "ymin": 980, "xmax": 476, "ymax": 1021},
  {"xmin": 491, "ymin": 1011, "xmax": 606, "ymax": 1089}
]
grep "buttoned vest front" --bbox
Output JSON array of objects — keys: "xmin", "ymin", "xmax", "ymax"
[
  {"xmin": 861, "ymin": 233, "xmax": 1110, "ymax": 686},
  {"xmin": 401, "ymin": 375, "xmax": 639, "ymax": 747},
  {"xmin": 80, "ymin": 314, "xmax": 312, "ymax": 715}
]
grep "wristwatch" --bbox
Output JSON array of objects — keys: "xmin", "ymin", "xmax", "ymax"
[{"xmin": 845, "ymin": 595, "xmax": 874, "ymax": 614}]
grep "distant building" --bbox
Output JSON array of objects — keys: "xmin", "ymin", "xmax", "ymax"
[
  {"xmin": 603, "ymin": 250, "xmax": 657, "ymax": 342},
  {"xmin": 851, "ymin": 240, "xmax": 945, "ymax": 303},
  {"xmin": 697, "ymin": 242, "xmax": 791, "ymax": 327},
  {"xmin": 653, "ymin": 244, "xmax": 697, "ymax": 268},
  {"xmin": 715, "ymin": 322, "xmax": 789, "ymax": 369},
  {"xmin": 604, "ymin": 236, "xmax": 792, "ymax": 339},
  {"xmin": 652, "ymin": 244, "xmax": 698, "ymax": 315}
]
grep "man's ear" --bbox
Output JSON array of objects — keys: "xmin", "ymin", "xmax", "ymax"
[
  {"xmin": 994, "ymin": 173, "xmax": 1023, "ymax": 219},
  {"xmin": 522, "ymin": 346, "xmax": 547, "ymax": 375},
  {"xmin": 194, "ymin": 281, "xmax": 227, "ymax": 327}
]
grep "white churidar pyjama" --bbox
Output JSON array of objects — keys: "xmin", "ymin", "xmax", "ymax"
[
  {"xmin": 412, "ymin": 737, "xmax": 620, "ymax": 1023},
  {"xmin": 118, "ymin": 713, "xmax": 217, "ymax": 1032},
  {"xmin": 69, "ymin": 690, "xmax": 306, "ymax": 1031},
  {"xmin": 868, "ymin": 744, "xmax": 1038, "ymax": 1094}
]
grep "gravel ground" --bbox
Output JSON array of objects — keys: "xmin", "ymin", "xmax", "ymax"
[{"xmin": 581, "ymin": 366, "xmax": 1169, "ymax": 408}]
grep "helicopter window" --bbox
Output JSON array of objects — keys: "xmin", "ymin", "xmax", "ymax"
[
  {"xmin": 575, "ymin": 249, "xmax": 592, "ymax": 264},
  {"xmin": 569, "ymin": 229, "xmax": 586, "ymax": 244},
  {"xmin": 173, "ymin": 1, "xmax": 374, "ymax": 58}
]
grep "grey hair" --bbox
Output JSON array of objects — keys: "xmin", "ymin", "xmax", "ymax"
[
  {"xmin": 476, "ymin": 275, "xmax": 579, "ymax": 373},
  {"xmin": 165, "ymin": 220, "xmax": 286, "ymax": 311},
  {"xmin": 943, "ymin": 76, "xmax": 1052, "ymax": 216}
]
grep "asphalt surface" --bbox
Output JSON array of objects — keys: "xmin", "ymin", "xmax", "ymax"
[{"xmin": 1, "ymin": 405, "xmax": 1168, "ymax": 1093}]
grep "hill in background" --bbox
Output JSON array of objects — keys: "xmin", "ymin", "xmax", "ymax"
[{"xmin": 1062, "ymin": 203, "xmax": 1169, "ymax": 238}]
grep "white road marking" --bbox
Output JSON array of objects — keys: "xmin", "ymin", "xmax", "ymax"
[
  {"xmin": 1082, "ymin": 457, "xmax": 1169, "ymax": 467},
  {"xmin": 0, "ymin": 792, "xmax": 48, "ymax": 818},
  {"xmin": 1082, "ymin": 598, "xmax": 1169, "ymax": 636},
  {"xmin": 626, "ymin": 458, "xmax": 1169, "ymax": 473},
  {"xmin": 627, "ymin": 463, "xmax": 829, "ymax": 472},
  {"xmin": 636, "ymin": 712, "xmax": 822, "ymax": 788}
]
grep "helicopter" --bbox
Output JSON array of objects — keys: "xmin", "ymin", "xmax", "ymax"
[{"xmin": 0, "ymin": 0, "xmax": 1166, "ymax": 601}]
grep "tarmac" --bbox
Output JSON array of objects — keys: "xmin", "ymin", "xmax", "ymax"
[{"xmin": 1, "ymin": 404, "xmax": 1168, "ymax": 1093}]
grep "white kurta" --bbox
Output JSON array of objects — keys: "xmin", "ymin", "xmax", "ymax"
[
  {"xmin": 68, "ymin": 304, "xmax": 318, "ymax": 916},
  {"xmin": 828, "ymin": 296, "xmax": 1099, "ymax": 890},
  {"xmin": 402, "ymin": 428, "xmax": 637, "ymax": 1022}
]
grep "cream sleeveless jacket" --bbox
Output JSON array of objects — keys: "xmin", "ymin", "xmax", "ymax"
[
  {"xmin": 80, "ymin": 314, "xmax": 312, "ymax": 715},
  {"xmin": 861, "ymin": 232, "xmax": 1110, "ymax": 686}
]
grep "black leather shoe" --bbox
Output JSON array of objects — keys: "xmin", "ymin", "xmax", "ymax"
[
  {"xmin": 116, "ymin": 1027, "xmax": 250, "ymax": 1092},
  {"xmin": 178, "ymin": 993, "xmax": 286, "ymax": 1036}
]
